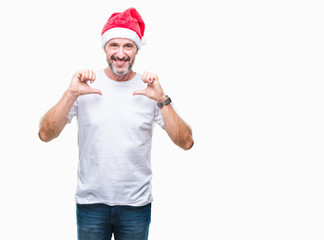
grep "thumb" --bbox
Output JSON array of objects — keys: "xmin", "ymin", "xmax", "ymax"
[
  {"xmin": 132, "ymin": 89, "xmax": 147, "ymax": 96},
  {"xmin": 88, "ymin": 88, "xmax": 102, "ymax": 95}
]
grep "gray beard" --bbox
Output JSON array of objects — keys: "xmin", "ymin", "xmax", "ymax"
[
  {"xmin": 108, "ymin": 62, "xmax": 132, "ymax": 76},
  {"xmin": 107, "ymin": 55, "xmax": 135, "ymax": 76}
]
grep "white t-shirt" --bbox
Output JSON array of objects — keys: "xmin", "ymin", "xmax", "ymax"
[{"xmin": 67, "ymin": 69, "xmax": 164, "ymax": 206}]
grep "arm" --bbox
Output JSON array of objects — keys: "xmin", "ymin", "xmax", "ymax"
[
  {"xmin": 38, "ymin": 90, "xmax": 78, "ymax": 142},
  {"xmin": 160, "ymin": 101, "xmax": 194, "ymax": 150},
  {"xmin": 38, "ymin": 70, "xmax": 102, "ymax": 142},
  {"xmin": 133, "ymin": 72, "xmax": 194, "ymax": 150}
]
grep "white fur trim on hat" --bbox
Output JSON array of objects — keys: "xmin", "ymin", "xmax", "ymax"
[{"xmin": 101, "ymin": 27, "xmax": 145, "ymax": 50}]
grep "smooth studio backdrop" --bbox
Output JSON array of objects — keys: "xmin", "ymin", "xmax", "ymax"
[{"xmin": 0, "ymin": 0, "xmax": 323, "ymax": 239}]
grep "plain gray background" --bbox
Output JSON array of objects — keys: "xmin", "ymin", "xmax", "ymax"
[{"xmin": 0, "ymin": 0, "xmax": 323, "ymax": 239}]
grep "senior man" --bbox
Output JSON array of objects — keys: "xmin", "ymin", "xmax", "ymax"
[{"xmin": 39, "ymin": 7, "xmax": 193, "ymax": 240}]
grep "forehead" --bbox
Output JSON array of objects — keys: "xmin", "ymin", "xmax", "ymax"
[{"xmin": 107, "ymin": 38, "xmax": 136, "ymax": 45}]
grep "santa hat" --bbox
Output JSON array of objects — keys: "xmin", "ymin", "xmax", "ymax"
[{"xmin": 101, "ymin": 8, "xmax": 146, "ymax": 50}]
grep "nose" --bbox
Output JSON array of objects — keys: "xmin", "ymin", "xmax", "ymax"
[{"xmin": 116, "ymin": 46, "xmax": 125, "ymax": 59}]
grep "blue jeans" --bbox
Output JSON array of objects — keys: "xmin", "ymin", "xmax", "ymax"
[{"xmin": 76, "ymin": 203, "xmax": 151, "ymax": 240}]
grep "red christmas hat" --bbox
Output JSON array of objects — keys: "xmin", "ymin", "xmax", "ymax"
[{"xmin": 101, "ymin": 8, "xmax": 146, "ymax": 50}]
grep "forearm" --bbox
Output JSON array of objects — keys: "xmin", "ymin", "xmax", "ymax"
[
  {"xmin": 39, "ymin": 89, "xmax": 78, "ymax": 142},
  {"xmin": 161, "ymin": 104, "xmax": 194, "ymax": 150},
  {"xmin": 132, "ymin": 72, "xmax": 193, "ymax": 150}
]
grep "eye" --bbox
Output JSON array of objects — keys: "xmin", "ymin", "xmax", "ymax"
[{"xmin": 125, "ymin": 44, "xmax": 133, "ymax": 49}]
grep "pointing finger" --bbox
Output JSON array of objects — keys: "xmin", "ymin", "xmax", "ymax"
[
  {"xmin": 142, "ymin": 71, "xmax": 156, "ymax": 84},
  {"xmin": 80, "ymin": 70, "xmax": 89, "ymax": 82},
  {"xmin": 88, "ymin": 88, "xmax": 102, "ymax": 95},
  {"xmin": 133, "ymin": 89, "xmax": 147, "ymax": 96},
  {"xmin": 90, "ymin": 71, "xmax": 96, "ymax": 84}
]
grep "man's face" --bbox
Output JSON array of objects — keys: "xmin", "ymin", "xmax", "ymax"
[{"xmin": 105, "ymin": 38, "xmax": 138, "ymax": 76}]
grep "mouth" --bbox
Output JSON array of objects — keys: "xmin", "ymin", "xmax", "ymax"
[
  {"xmin": 111, "ymin": 56, "xmax": 130, "ymax": 67},
  {"xmin": 114, "ymin": 59, "xmax": 128, "ymax": 67}
]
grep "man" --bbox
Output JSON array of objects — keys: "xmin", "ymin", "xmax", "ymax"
[{"xmin": 39, "ymin": 7, "xmax": 193, "ymax": 240}]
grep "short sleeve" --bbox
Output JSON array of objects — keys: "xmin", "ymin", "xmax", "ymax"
[
  {"xmin": 153, "ymin": 102, "xmax": 177, "ymax": 128},
  {"xmin": 67, "ymin": 100, "xmax": 78, "ymax": 123},
  {"xmin": 154, "ymin": 104, "xmax": 164, "ymax": 127}
]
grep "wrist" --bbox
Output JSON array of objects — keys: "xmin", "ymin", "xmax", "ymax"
[
  {"xmin": 156, "ymin": 94, "xmax": 167, "ymax": 103},
  {"xmin": 66, "ymin": 88, "xmax": 80, "ymax": 100},
  {"xmin": 157, "ymin": 95, "xmax": 172, "ymax": 108}
]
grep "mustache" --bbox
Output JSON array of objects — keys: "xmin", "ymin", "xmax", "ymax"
[{"xmin": 111, "ymin": 55, "xmax": 131, "ymax": 61}]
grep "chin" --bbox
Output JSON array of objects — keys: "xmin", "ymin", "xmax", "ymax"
[
  {"xmin": 113, "ymin": 69, "xmax": 129, "ymax": 76},
  {"xmin": 112, "ymin": 65, "xmax": 131, "ymax": 76}
]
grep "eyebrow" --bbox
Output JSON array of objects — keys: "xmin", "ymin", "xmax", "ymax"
[
  {"xmin": 108, "ymin": 41, "xmax": 135, "ymax": 47},
  {"xmin": 108, "ymin": 41, "xmax": 118, "ymax": 46}
]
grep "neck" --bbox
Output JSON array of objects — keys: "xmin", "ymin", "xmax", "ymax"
[{"xmin": 104, "ymin": 67, "xmax": 136, "ymax": 82}]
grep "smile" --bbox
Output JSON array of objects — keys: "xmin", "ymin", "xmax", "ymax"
[{"xmin": 114, "ymin": 59, "xmax": 128, "ymax": 66}]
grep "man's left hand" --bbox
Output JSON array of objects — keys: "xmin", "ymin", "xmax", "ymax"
[{"xmin": 133, "ymin": 72, "xmax": 167, "ymax": 102}]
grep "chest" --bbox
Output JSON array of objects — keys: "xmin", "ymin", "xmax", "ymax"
[{"xmin": 76, "ymin": 92, "xmax": 156, "ymax": 131}]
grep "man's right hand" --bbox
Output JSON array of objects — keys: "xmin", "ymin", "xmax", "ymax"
[{"xmin": 69, "ymin": 70, "xmax": 102, "ymax": 96}]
